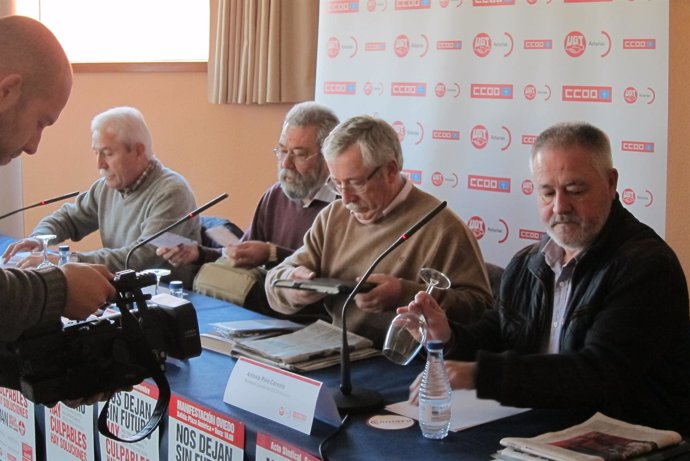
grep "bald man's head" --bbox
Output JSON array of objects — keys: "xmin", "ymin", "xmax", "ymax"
[{"xmin": 0, "ymin": 16, "xmax": 73, "ymax": 164}]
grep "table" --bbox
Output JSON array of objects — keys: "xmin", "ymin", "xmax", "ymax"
[{"xmin": 163, "ymin": 291, "xmax": 595, "ymax": 461}]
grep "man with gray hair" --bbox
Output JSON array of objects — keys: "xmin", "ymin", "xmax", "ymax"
[
  {"xmin": 157, "ymin": 101, "xmax": 339, "ymax": 317},
  {"xmin": 4, "ymin": 106, "xmax": 200, "ymax": 285},
  {"xmin": 265, "ymin": 115, "xmax": 493, "ymax": 347},
  {"xmin": 402, "ymin": 121, "xmax": 690, "ymax": 434}
]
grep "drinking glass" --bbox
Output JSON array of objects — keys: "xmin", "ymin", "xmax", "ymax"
[
  {"xmin": 143, "ymin": 268, "xmax": 171, "ymax": 295},
  {"xmin": 382, "ymin": 268, "xmax": 451, "ymax": 365},
  {"xmin": 34, "ymin": 234, "xmax": 57, "ymax": 269}
]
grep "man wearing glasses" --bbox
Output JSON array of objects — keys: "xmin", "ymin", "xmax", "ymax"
[
  {"xmin": 265, "ymin": 115, "xmax": 493, "ymax": 347},
  {"xmin": 157, "ymin": 102, "xmax": 339, "ymax": 318}
]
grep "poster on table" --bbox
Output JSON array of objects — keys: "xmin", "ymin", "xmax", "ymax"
[
  {"xmin": 0, "ymin": 388, "xmax": 36, "ymax": 460},
  {"xmin": 316, "ymin": 0, "xmax": 668, "ymax": 266},
  {"xmin": 97, "ymin": 382, "xmax": 160, "ymax": 461},
  {"xmin": 168, "ymin": 393, "xmax": 245, "ymax": 461},
  {"xmin": 256, "ymin": 432, "xmax": 321, "ymax": 461},
  {"xmin": 45, "ymin": 402, "xmax": 95, "ymax": 461}
]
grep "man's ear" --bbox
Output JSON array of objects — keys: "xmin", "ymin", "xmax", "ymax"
[{"xmin": 0, "ymin": 74, "xmax": 23, "ymax": 111}]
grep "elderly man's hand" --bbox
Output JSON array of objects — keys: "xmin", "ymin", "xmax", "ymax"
[
  {"xmin": 225, "ymin": 241, "xmax": 270, "ymax": 268},
  {"xmin": 2, "ymin": 237, "xmax": 42, "ymax": 264},
  {"xmin": 354, "ymin": 273, "xmax": 402, "ymax": 313},
  {"xmin": 279, "ymin": 266, "xmax": 326, "ymax": 306},
  {"xmin": 156, "ymin": 243, "xmax": 199, "ymax": 267}
]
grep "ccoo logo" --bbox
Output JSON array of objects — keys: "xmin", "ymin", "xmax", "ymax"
[
  {"xmin": 564, "ymin": 31, "xmax": 586, "ymax": 57},
  {"xmin": 562, "ymin": 85, "xmax": 611, "ymax": 103},
  {"xmin": 468, "ymin": 175, "xmax": 511, "ymax": 193},
  {"xmin": 473, "ymin": 33, "xmax": 492, "ymax": 57}
]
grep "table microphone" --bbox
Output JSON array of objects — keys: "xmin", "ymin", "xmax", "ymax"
[
  {"xmin": 333, "ymin": 200, "xmax": 448, "ymax": 413},
  {"xmin": 0, "ymin": 191, "xmax": 79, "ymax": 220},
  {"xmin": 124, "ymin": 193, "xmax": 229, "ymax": 269}
]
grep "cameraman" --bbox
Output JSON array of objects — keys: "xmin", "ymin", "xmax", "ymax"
[{"xmin": 0, "ymin": 16, "xmax": 115, "ymax": 348}]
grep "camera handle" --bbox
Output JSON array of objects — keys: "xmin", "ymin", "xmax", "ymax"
[{"xmin": 96, "ymin": 291, "xmax": 171, "ymax": 443}]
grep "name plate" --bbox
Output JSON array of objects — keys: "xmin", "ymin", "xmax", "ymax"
[{"xmin": 223, "ymin": 357, "xmax": 340, "ymax": 435}]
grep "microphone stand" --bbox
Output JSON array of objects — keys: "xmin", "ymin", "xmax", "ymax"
[
  {"xmin": 332, "ymin": 200, "xmax": 447, "ymax": 413},
  {"xmin": 0, "ymin": 191, "xmax": 79, "ymax": 220},
  {"xmin": 124, "ymin": 193, "xmax": 229, "ymax": 269}
]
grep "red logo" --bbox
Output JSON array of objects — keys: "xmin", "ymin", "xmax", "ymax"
[
  {"xmin": 437, "ymin": 40, "xmax": 462, "ymax": 51},
  {"xmin": 623, "ymin": 38, "xmax": 656, "ymax": 50},
  {"xmin": 521, "ymin": 179, "xmax": 534, "ymax": 195},
  {"xmin": 467, "ymin": 216, "xmax": 486, "ymax": 240},
  {"xmin": 564, "ymin": 31, "xmax": 586, "ymax": 57},
  {"xmin": 367, "ymin": 0, "xmax": 377, "ymax": 11},
  {"xmin": 391, "ymin": 121, "xmax": 406, "ymax": 141},
  {"xmin": 519, "ymin": 229, "xmax": 544, "ymax": 241},
  {"xmin": 402, "ymin": 169, "xmax": 423, "ymax": 184},
  {"xmin": 363, "ymin": 81, "xmax": 373, "ymax": 96},
  {"xmin": 471, "ymin": 125, "xmax": 489, "ymax": 149},
  {"xmin": 324, "ymin": 81, "xmax": 356, "ymax": 95},
  {"xmin": 524, "ymin": 84, "xmax": 537, "ymax": 100},
  {"xmin": 365, "ymin": 42, "xmax": 387, "ymax": 51},
  {"xmin": 621, "ymin": 141, "xmax": 654, "ymax": 153},
  {"xmin": 623, "ymin": 87, "xmax": 638, "ymax": 104},
  {"xmin": 562, "ymin": 85, "xmax": 611, "ymax": 103},
  {"xmin": 521, "ymin": 135, "xmax": 536, "ymax": 145},
  {"xmin": 432, "ymin": 130, "xmax": 460, "ymax": 141},
  {"xmin": 473, "ymin": 0, "xmax": 516, "ymax": 5},
  {"xmin": 468, "ymin": 175, "xmax": 511, "ymax": 193},
  {"xmin": 432, "ymin": 171, "xmax": 444, "ymax": 186},
  {"xmin": 395, "ymin": 0, "xmax": 432, "ymax": 9},
  {"xmin": 327, "ymin": 37, "xmax": 341, "ymax": 58},
  {"xmin": 435, "ymin": 82, "xmax": 447, "ymax": 97},
  {"xmin": 394, "ymin": 35, "xmax": 410, "ymax": 57},
  {"xmin": 328, "ymin": 0, "xmax": 360, "ymax": 13},
  {"xmin": 391, "ymin": 82, "xmax": 427, "ymax": 97},
  {"xmin": 473, "ymin": 33, "xmax": 492, "ymax": 57},
  {"xmin": 470, "ymin": 84, "xmax": 513, "ymax": 99},
  {"xmin": 622, "ymin": 188, "xmax": 636, "ymax": 205},
  {"xmin": 524, "ymin": 39, "xmax": 553, "ymax": 50}
]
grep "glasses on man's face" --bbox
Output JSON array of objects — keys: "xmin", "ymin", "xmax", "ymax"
[
  {"xmin": 272, "ymin": 147, "xmax": 320, "ymax": 165},
  {"xmin": 326, "ymin": 166, "xmax": 381, "ymax": 195}
]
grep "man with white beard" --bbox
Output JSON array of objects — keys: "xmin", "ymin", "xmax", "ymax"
[{"xmin": 157, "ymin": 102, "xmax": 339, "ymax": 318}]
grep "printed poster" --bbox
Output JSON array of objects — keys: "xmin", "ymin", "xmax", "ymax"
[
  {"xmin": 0, "ymin": 388, "xmax": 36, "ymax": 461},
  {"xmin": 45, "ymin": 402, "xmax": 95, "ymax": 461}
]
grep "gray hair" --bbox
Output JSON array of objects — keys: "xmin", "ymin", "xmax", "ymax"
[
  {"xmin": 323, "ymin": 115, "xmax": 403, "ymax": 171},
  {"xmin": 91, "ymin": 106, "xmax": 154, "ymax": 159},
  {"xmin": 283, "ymin": 101, "xmax": 339, "ymax": 150},
  {"xmin": 530, "ymin": 122, "xmax": 612, "ymax": 177}
]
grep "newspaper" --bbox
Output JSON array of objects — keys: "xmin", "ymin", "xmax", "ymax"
[
  {"xmin": 201, "ymin": 319, "xmax": 380, "ymax": 371},
  {"xmin": 498, "ymin": 413, "xmax": 683, "ymax": 461}
]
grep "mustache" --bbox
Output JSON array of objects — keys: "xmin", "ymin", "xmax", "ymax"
[{"xmin": 549, "ymin": 214, "xmax": 581, "ymax": 227}]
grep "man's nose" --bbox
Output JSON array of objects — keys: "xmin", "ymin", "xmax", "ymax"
[{"xmin": 552, "ymin": 192, "xmax": 572, "ymax": 215}]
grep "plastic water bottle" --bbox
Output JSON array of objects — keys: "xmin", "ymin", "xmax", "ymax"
[
  {"xmin": 418, "ymin": 339, "xmax": 452, "ymax": 439},
  {"xmin": 58, "ymin": 245, "xmax": 70, "ymax": 267},
  {"xmin": 169, "ymin": 280, "xmax": 184, "ymax": 298}
]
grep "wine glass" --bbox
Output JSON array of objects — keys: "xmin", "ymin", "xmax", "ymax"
[
  {"xmin": 34, "ymin": 234, "xmax": 57, "ymax": 269},
  {"xmin": 143, "ymin": 268, "xmax": 171, "ymax": 295},
  {"xmin": 382, "ymin": 268, "xmax": 451, "ymax": 365}
]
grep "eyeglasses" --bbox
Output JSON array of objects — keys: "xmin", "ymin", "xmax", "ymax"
[
  {"xmin": 326, "ymin": 166, "xmax": 381, "ymax": 195},
  {"xmin": 272, "ymin": 147, "xmax": 320, "ymax": 165}
]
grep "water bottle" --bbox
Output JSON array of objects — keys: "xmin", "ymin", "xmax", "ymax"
[
  {"xmin": 58, "ymin": 245, "xmax": 70, "ymax": 267},
  {"xmin": 418, "ymin": 339, "xmax": 452, "ymax": 439},
  {"xmin": 169, "ymin": 280, "xmax": 184, "ymax": 298}
]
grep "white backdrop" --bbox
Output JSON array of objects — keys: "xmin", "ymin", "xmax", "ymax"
[{"xmin": 315, "ymin": 0, "xmax": 668, "ymax": 267}]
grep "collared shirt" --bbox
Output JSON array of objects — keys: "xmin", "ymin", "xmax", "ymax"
[
  {"xmin": 304, "ymin": 182, "xmax": 337, "ymax": 208},
  {"xmin": 380, "ymin": 176, "xmax": 412, "ymax": 219},
  {"xmin": 541, "ymin": 239, "xmax": 582, "ymax": 354},
  {"xmin": 119, "ymin": 159, "xmax": 158, "ymax": 197}
]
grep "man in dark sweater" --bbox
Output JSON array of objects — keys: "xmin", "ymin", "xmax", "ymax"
[
  {"xmin": 402, "ymin": 122, "xmax": 690, "ymax": 434},
  {"xmin": 156, "ymin": 102, "xmax": 339, "ymax": 317}
]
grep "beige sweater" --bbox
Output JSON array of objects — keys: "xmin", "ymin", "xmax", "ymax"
[{"xmin": 265, "ymin": 186, "xmax": 493, "ymax": 347}]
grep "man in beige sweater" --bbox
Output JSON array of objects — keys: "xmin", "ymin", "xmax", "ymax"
[{"xmin": 265, "ymin": 115, "xmax": 492, "ymax": 347}]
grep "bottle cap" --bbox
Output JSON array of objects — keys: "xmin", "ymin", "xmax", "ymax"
[
  {"xmin": 59, "ymin": 244, "xmax": 70, "ymax": 251},
  {"xmin": 426, "ymin": 339, "xmax": 444, "ymax": 351},
  {"xmin": 169, "ymin": 280, "xmax": 183, "ymax": 290}
]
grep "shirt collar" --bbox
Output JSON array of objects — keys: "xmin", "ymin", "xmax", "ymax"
[
  {"xmin": 543, "ymin": 238, "xmax": 584, "ymax": 271},
  {"xmin": 303, "ymin": 181, "xmax": 338, "ymax": 208},
  {"xmin": 381, "ymin": 176, "xmax": 412, "ymax": 218},
  {"xmin": 119, "ymin": 159, "xmax": 157, "ymax": 197}
]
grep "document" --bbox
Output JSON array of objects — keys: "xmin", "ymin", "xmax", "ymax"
[{"xmin": 386, "ymin": 389, "xmax": 529, "ymax": 432}]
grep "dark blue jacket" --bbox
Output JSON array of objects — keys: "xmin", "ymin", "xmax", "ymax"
[{"xmin": 450, "ymin": 198, "xmax": 690, "ymax": 434}]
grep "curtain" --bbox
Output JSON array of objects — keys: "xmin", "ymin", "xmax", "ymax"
[{"xmin": 208, "ymin": 0, "xmax": 318, "ymax": 104}]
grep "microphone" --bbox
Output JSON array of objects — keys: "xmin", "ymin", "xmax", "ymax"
[
  {"xmin": 0, "ymin": 191, "xmax": 79, "ymax": 220},
  {"xmin": 124, "ymin": 193, "xmax": 229, "ymax": 269},
  {"xmin": 333, "ymin": 200, "xmax": 448, "ymax": 413}
]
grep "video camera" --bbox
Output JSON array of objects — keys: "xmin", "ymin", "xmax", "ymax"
[{"xmin": 11, "ymin": 269, "xmax": 201, "ymax": 406}]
